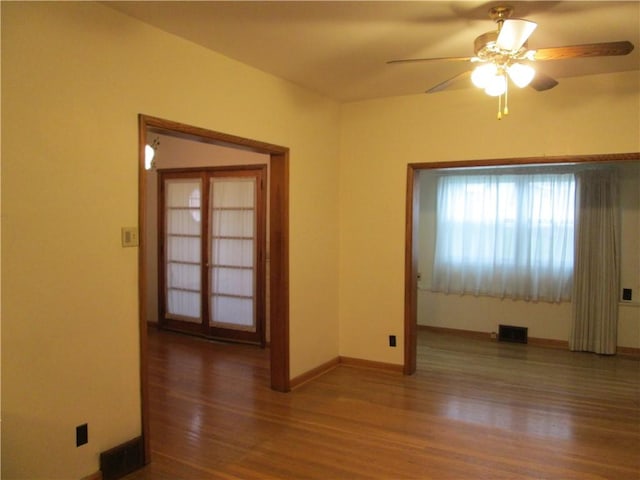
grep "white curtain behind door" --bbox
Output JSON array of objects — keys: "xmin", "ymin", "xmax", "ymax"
[
  {"xmin": 165, "ymin": 179, "xmax": 202, "ymax": 321},
  {"xmin": 209, "ymin": 177, "xmax": 256, "ymax": 330}
]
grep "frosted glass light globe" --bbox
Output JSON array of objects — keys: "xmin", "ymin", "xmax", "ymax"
[
  {"xmin": 471, "ymin": 63, "xmax": 498, "ymax": 89},
  {"xmin": 508, "ymin": 63, "xmax": 535, "ymax": 88},
  {"xmin": 484, "ymin": 74, "xmax": 507, "ymax": 96}
]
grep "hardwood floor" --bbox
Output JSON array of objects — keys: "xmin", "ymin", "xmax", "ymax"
[{"xmin": 124, "ymin": 328, "xmax": 639, "ymax": 479}]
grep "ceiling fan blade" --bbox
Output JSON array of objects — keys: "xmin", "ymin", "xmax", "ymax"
[
  {"xmin": 533, "ymin": 41, "xmax": 634, "ymax": 60},
  {"xmin": 529, "ymin": 72, "xmax": 558, "ymax": 91},
  {"xmin": 387, "ymin": 56, "xmax": 472, "ymax": 65},
  {"xmin": 426, "ymin": 70, "xmax": 472, "ymax": 94},
  {"xmin": 496, "ymin": 19, "xmax": 537, "ymax": 52}
]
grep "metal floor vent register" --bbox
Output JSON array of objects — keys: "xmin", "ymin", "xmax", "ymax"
[
  {"xmin": 498, "ymin": 324, "xmax": 528, "ymax": 344},
  {"xmin": 100, "ymin": 436, "xmax": 144, "ymax": 480}
]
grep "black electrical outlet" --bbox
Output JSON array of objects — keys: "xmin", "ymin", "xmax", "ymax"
[
  {"xmin": 389, "ymin": 335, "xmax": 396, "ymax": 347},
  {"xmin": 76, "ymin": 423, "xmax": 88, "ymax": 447},
  {"xmin": 622, "ymin": 288, "xmax": 632, "ymax": 301}
]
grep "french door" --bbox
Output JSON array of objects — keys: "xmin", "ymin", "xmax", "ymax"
[{"xmin": 158, "ymin": 166, "xmax": 266, "ymax": 345}]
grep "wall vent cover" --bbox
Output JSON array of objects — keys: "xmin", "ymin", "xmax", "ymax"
[{"xmin": 498, "ymin": 324, "xmax": 528, "ymax": 344}]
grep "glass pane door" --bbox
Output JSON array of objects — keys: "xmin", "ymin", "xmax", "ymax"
[
  {"xmin": 159, "ymin": 167, "xmax": 265, "ymax": 344},
  {"xmin": 164, "ymin": 178, "xmax": 202, "ymax": 323},
  {"xmin": 209, "ymin": 177, "xmax": 257, "ymax": 332}
]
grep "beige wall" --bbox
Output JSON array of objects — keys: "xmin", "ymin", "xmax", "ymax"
[
  {"xmin": 338, "ymin": 70, "xmax": 640, "ymax": 364},
  {"xmin": 416, "ymin": 163, "xmax": 640, "ymax": 348},
  {"xmin": 1, "ymin": 2, "xmax": 340, "ymax": 478},
  {"xmin": 617, "ymin": 164, "xmax": 640, "ymax": 346}
]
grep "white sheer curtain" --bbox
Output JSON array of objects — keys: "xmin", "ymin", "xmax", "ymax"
[
  {"xmin": 432, "ymin": 172, "xmax": 575, "ymax": 302},
  {"xmin": 209, "ymin": 177, "xmax": 256, "ymax": 330},
  {"xmin": 165, "ymin": 179, "xmax": 202, "ymax": 321},
  {"xmin": 570, "ymin": 168, "xmax": 619, "ymax": 354}
]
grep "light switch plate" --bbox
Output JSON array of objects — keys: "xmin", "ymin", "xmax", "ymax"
[{"xmin": 121, "ymin": 227, "xmax": 139, "ymax": 247}]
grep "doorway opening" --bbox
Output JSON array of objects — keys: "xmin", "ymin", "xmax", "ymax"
[
  {"xmin": 138, "ymin": 114, "xmax": 290, "ymax": 462},
  {"xmin": 404, "ymin": 152, "xmax": 639, "ymax": 374}
]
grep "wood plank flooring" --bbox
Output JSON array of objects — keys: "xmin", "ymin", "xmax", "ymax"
[{"xmin": 124, "ymin": 328, "xmax": 639, "ymax": 479}]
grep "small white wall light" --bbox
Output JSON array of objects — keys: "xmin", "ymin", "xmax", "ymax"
[{"xmin": 145, "ymin": 137, "xmax": 160, "ymax": 170}]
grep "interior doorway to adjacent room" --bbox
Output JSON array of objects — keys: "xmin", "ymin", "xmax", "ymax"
[{"xmin": 137, "ymin": 114, "xmax": 290, "ymax": 462}]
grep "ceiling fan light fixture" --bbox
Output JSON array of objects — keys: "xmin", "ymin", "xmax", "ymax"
[
  {"xmin": 471, "ymin": 63, "xmax": 498, "ymax": 88},
  {"xmin": 484, "ymin": 73, "xmax": 507, "ymax": 96},
  {"xmin": 507, "ymin": 63, "xmax": 536, "ymax": 88},
  {"xmin": 388, "ymin": 4, "xmax": 634, "ymax": 119}
]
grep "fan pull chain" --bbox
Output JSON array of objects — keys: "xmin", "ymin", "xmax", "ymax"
[
  {"xmin": 504, "ymin": 80, "xmax": 509, "ymax": 116},
  {"xmin": 497, "ymin": 80, "xmax": 510, "ymax": 120}
]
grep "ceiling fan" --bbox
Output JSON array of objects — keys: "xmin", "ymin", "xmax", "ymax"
[{"xmin": 388, "ymin": 5, "xmax": 634, "ymax": 119}]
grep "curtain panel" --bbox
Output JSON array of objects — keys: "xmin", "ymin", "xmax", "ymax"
[
  {"xmin": 569, "ymin": 169, "xmax": 619, "ymax": 354},
  {"xmin": 431, "ymin": 173, "xmax": 575, "ymax": 302}
]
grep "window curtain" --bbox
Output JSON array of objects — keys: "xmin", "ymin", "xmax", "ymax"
[
  {"xmin": 432, "ymin": 173, "xmax": 575, "ymax": 302},
  {"xmin": 569, "ymin": 169, "xmax": 619, "ymax": 354}
]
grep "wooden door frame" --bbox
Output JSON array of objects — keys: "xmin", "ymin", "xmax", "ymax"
[
  {"xmin": 404, "ymin": 152, "xmax": 639, "ymax": 375},
  {"xmin": 138, "ymin": 114, "xmax": 290, "ymax": 463}
]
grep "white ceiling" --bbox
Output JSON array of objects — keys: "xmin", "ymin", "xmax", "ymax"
[{"xmin": 108, "ymin": 1, "xmax": 640, "ymax": 102}]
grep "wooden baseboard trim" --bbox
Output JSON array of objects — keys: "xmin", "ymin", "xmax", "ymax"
[
  {"xmin": 617, "ymin": 346, "xmax": 640, "ymax": 357},
  {"xmin": 528, "ymin": 337, "xmax": 568, "ymax": 350},
  {"xmin": 290, "ymin": 355, "xmax": 404, "ymax": 388},
  {"xmin": 290, "ymin": 357, "xmax": 340, "ymax": 389},
  {"xmin": 418, "ymin": 325, "xmax": 490, "ymax": 341},
  {"xmin": 419, "ymin": 325, "xmax": 639, "ymax": 356},
  {"xmin": 81, "ymin": 472, "xmax": 102, "ymax": 480},
  {"xmin": 421, "ymin": 325, "xmax": 570, "ymax": 350},
  {"xmin": 339, "ymin": 356, "xmax": 404, "ymax": 373}
]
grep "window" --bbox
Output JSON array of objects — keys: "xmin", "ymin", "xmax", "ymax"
[{"xmin": 432, "ymin": 172, "xmax": 575, "ymax": 302}]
